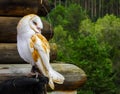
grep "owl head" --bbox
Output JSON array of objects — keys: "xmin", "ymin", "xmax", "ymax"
[{"xmin": 17, "ymin": 14, "xmax": 43, "ymax": 35}]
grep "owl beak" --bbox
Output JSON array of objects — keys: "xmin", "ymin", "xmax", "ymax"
[
  {"xmin": 37, "ymin": 27, "xmax": 41, "ymax": 31},
  {"xmin": 34, "ymin": 26, "xmax": 41, "ymax": 33}
]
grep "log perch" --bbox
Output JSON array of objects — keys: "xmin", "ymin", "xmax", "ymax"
[
  {"xmin": 0, "ymin": 63, "xmax": 87, "ymax": 91},
  {"xmin": 0, "ymin": 43, "xmax": 57, "ymax": 64},
  {"xmin": 0, "ymin": 0, "xmax": 51, "ymax": 16},
  {"xmin": 0, "ymin": 17, "xmax": 53, "ymax": 42}
]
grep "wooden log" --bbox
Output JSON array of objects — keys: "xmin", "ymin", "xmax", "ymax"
[
  {"xmin": 0, "ymin": 63, "xmax": 87, "ymax": 91},
  {"xmin": 0, "ymin": 43, "xmax": 57, "ymax": 64},
  {"xmin": 0, "ymin": 0, "xmax": 51, "ymax": 16},
  {"xmin": 50, "ymin": 43, "xmax": 57, "ymax": 61},
  {"xmin": 42, "ymin": 19, "xmax": 54, "ymax": 41},
  {"xmin": 0, "ymin": 17, "xmax": 53, "ymax": 42},
  {"xmin": 49, "ymin": 91, "xmax": 77, "ymax": 94}
]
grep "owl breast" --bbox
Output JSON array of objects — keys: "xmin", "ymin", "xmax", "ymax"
[{"xmin": 17, "ymin": 35, "xmax": 35, "ymax": 65}]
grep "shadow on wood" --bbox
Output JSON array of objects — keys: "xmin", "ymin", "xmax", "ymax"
[
  {"xmin": 0, "ymin": 43, "xmax": 57, "ymax": 64},
  {"xmin": 0, "ymin": 63, "xmax": 87, "ymax": 91},
  {"xmin": 0, "ymin": 17, "xmax": 54, "ymax": 43},
  {"xmin": 0, "ymin": 0, "xmax": 51, "ymax": 16}
]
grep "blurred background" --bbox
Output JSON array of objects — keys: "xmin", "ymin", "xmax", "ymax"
[{"xmin": 45, "ymin": 0, "xmax": 120, "ymax": 94}]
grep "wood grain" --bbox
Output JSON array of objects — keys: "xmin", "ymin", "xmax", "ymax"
[
  {"xmin": 0, "ymin": 17, "xmax": 53, "ymax": 42},
  {"xmin": 0, "ymin": 43, "xmax": 57, "ymax": 64},
  {"xmin": 0, "ymin": 0, "xmax": 50, "ymax": 16},
  {"xmin": 0, "ymin": 63, "xmax": 87, "ymax": 91}
]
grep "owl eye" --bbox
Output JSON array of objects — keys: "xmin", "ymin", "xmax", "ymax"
[{"xmin": 33, "ymin": 21, "xmax": 37, "ymax": 26}]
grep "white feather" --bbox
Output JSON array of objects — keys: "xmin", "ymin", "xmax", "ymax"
[
  {"xmin": 34, "ymin": 35, "xmax": 65, "ymax": 89},
  {"xmin": 17, "ymin": 14, "xmax": 65, "ymax": 89}
]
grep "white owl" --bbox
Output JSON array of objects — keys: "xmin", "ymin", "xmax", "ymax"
[{"xmin": 17, "ymin": 14, "xmax": 65, "ymax": 89}]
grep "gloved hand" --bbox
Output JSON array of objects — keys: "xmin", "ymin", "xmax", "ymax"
[{"xmin": 0, "ymin": 75, "xmax": 48, "ymax": 94}]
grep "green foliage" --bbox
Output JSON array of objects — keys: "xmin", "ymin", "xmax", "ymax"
[
  {"xmin": 50, "ymin": 15, "xmax": 119, "ymax": 94},
  {"xmin": 47, "ymin": 3, "xmax": 120, "ymax": 93},
  {"xmin": 48, "ymin": 5, "xmax": 67, "ymax": 26},
  {"xmin": 78, "ymin": 90, "xmax": 94, "ymax": 94},
  {"xmin": 79, "ymin": 15, "xmax": 120, "ymax": 69},
  {"xmin": 48, "ymin": 4, "xmax": 87, "ymax": 32},
  {"xmin": 95, "ymin": 15, "xmax": 120, "ymax": 93},
  {"xmin": 58, "ymin": 33, "xmax": 115, "ymax": 94},
  {"xmin": 77, "ymin": 39, "xmax": 114, "ymax": 93},
  {"xmin": 52, "ymin": 25, "xmax": 67, "ymax": 43},
  {"xmin": 95, "ymin": 15, "xmax": 120, "ymax": 63},
  {"xmin": 64, "ymin": 4, "xmax": 87, "ymax": 32}
]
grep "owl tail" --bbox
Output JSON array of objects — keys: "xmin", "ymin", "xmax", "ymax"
[
  {"xmin": 35, "ymin": 61, "xmax": 64, "ymax": 90},
  {"xmin": 48, "ymin": 69, "xmax": 65, "ymax": 89}
]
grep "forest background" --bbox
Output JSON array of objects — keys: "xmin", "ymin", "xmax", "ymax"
[{"xmin": 45, "ymin": 0, "xmax": 120, "ymax": 94}]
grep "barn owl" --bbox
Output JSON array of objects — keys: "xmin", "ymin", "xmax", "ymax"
[{"xmin": 17, "ymin": 14, "xmax": 64, "ymax": 89}]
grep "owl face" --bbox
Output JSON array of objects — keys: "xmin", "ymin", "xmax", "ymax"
[
  {"xmin": 29, "ymin": 15, "xmax": 43, "ymax": 33},
  {"xmin": 17, "ymin": 14, "xmax": 43, "ymax": 35}
]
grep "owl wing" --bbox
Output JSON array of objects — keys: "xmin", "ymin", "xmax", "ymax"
[
  {"xmin": 29, "ymin": 34, "xmax": 64, "ymax": 90},
  {"xmin": 29, "ymin": 34, "xmax": 55, "ymax": 89}
]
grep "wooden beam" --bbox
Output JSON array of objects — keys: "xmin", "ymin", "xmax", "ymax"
[
  {"xmin": 0, "ymin": 63, "xmax": 87, "ymax": 91},
  {"xmin": 0, "ymin": 17, "xmax": 53, "ymax": 42},
  {"xmin": 0, "ymin": 43, "xmax": 57, "ymax": 64},
  {"xmin": 0, "ymin": 0, "xmax": 51, "ymax": 16}
]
